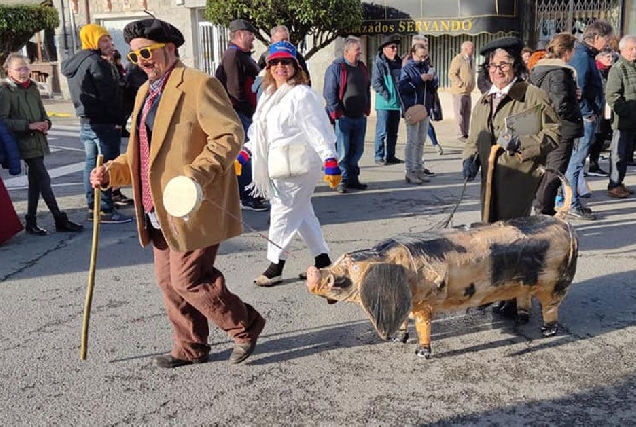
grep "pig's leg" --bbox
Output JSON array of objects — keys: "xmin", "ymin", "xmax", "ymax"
[
  {"xmin": 536, "ymin": 288, "xmax": 566, "ymax": 337},
  {"xmin": 392, "ymin": 319, "xmax": 409, "ymax": 344},
  {"xmin": 515, "ymin": 293, "xmax": 532, "ymax": 325},
  {"xmin": 413, "ymin": 304, "xmax": 434, "ymax": 358}
]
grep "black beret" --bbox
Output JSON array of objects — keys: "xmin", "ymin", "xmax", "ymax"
[
  {"xmin": 123, "ymin": 19, "xmax": 185, "ymax": 47},
  {"xmin": 479, "ymin": 37, "xmax": 524, "ymax": 57},
  {"xmin": 228, "ymin": 19, "xmax": 257, "ymax": 33},
  {"xmin": 379, "ymin": 34, "xmax": 401, "ymax": 50}
]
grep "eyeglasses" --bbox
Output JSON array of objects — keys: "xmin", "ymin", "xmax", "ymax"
[
  {"xmin": 11, "ymin": 67, "xmax": 30, "ymax": 72},
  {"xmin": 268, "ymin": 58, "xmax": 293, "ymax": 66},
  {"xmin": 126, "ymin": 43, "xmax": 166, "ymax": 64},
  {"xmin": 385, "ymin": 45, "xmax": 398, "ymax": 50},
  {"xmin": 488, "ymin": 62, "xmax": 513, "ymax": 71}
]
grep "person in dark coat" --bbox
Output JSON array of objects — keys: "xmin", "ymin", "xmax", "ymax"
[
  {"xmin": 461, "ymin": 37, "xmax": 561, "ymax": 319},
  {"xmin": 372, "ymin": 34, "xmax": 403, "ymax": 165},
  {"xmin": 529, "ymin": 32, "xmax": 583, "ymax": 215},
  {"xmin": 1, "ymin": 53, "xmax": 83, "ymax": 235}
]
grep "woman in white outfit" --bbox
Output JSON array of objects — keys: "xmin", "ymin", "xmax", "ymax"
[{"xmin": 244, "ymin": 41, "xmax": 342, "ymax": 286}]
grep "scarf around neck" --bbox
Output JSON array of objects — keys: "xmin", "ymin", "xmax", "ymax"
[{"xmin": 249, "ymin": 82, "xmax": 295, "ymax": 199}]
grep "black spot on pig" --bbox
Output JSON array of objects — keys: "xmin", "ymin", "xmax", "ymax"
[
  {"xmin": 490, "ymin": 239, "xmax": 550, "ymax": 286},
  {"xmin": 393, "ymin": 233, "xmax": 468, "ymax": 260},
  {"xmin": 464, "ymin": 283, "xmax": 475, "ymax": 297}
]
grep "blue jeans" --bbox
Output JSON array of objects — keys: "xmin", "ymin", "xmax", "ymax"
[
  {"xmin": 565, "ymin": 118, "xmax": 597, "ymax": 209},
  {"xmin": 236, "ymin": 111, "xmax": 254, "ymax": 203},
  {"xmin": 373, "ymin": 109, "xmax": 400, "ymax": 161},
  {"xmin": 80, "ymin": 123, "xmax": 121, "ymax": 213},
  {"xmin": 427, "ymin": 122, "xmax": 439, "ymax": 146},
  {"xmin": 335, "ymin": 116, "xmax": 367, "ymax": 184}
]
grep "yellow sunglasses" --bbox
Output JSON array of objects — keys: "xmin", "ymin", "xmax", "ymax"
[{"xmin": 126, "ymin": 43, "xmax": 166, "ymax": 64}]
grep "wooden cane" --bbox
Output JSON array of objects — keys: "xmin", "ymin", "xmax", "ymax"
[
  {"xmin": 482, "ymin": 145, "xmax": 502, "ymax": 223},
  {"xmin": 80, "ymin": 154, "xmax": 103, "ymax": 360}
]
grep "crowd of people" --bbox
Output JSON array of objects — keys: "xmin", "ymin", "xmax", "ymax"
[{"xmin": 0, "ymin": 15, "xmax": 634, "ymax": 366}]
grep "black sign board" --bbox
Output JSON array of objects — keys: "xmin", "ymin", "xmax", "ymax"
[{"xmin": 357, "ymin": 0, "xmax": 521, "ymax": 36}]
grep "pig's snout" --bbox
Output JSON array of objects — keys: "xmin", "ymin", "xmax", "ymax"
[{"xmin": 306, "ymin": 266, "xmax": 321, "ymax": 291}]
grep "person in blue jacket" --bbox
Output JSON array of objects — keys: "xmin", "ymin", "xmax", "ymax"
[
  {"xmin": 323, "ymin": 36, "xmax": 371, "ymax": 193},
  {"xmin": 398, "ymin": 41, "xmax": 439, "ymax": 185},
  {"xmin": 0, "ymin": 116, "xmax": 21, "ymax": 175}
]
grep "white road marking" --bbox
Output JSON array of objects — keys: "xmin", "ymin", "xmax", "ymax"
[{"xmin": 5, "ymin": 162, "xmax": 85, "ymax": 189}]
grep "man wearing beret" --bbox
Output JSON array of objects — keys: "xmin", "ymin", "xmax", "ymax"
[
  {"xmin": 61, "ymin": 24, "xmax": 132, "ymax": 224},
  {"xmin": 89, "ymin": 18, "xmax": 266, "ymax": 368},
  {"xmin": 216, "ymin": 19, "xmax": 268, "ymax": 212}
]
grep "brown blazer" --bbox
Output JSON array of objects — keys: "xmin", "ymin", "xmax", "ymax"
[{"xmin": 107, "ymin": 62, "xmax": 244, "ymax": 251}]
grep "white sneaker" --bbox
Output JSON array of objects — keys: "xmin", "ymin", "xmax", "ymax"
[{"xmin": 434, "ymin": 144, "xmax": 444, "ymax": 155}]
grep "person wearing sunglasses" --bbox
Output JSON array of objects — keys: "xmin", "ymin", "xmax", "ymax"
[
  {"xmin": 89, "ymin": 18, "xmax": 266, "ymax": 368},
  {"xmin": 246, "ymin": 41, "xmax": 340, "ymax": 286},
  {"xmin": 61, "ymin": 24, "xmax": 131, "ymax": 224},
  {"xmin": 461, "ymin": 37, "xmax": 560, "ymax": 320}
]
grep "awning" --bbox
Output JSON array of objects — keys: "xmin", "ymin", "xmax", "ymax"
[{"xmin": 358, "ymin": 0, "xmax": 521, "ymax": 36}]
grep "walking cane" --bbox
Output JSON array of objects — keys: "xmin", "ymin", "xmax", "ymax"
[
  {"xmin": 482, "ymin": 145, "xmax": 502, "ymax": 223},
  {"xmin": 80, "ymin": 154, "xmax": 103, "ymax": 360}
]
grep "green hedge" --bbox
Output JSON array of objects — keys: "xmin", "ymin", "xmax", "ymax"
[{"xmin": 0, "ymin": 4, "xmax": 59, "ymax": 65}]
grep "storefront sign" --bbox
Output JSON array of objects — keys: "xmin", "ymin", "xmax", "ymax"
[{"xmin": 356, "ymin": 0, "xmax": 521, "ymax": 35}]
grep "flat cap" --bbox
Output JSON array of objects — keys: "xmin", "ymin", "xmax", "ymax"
[
  {"xmin": 379, "ymin": 34, "xmax": 401, "ymax": 50},
  {"xmin": 123, "ymin": 19, "xmax": 185, "ymax": 47},
  {"xmin": 479, "ymin": 37, "xmax": 524, "ymax": 57},
  {"xmin": 229, "ymin": 19, "xmax": 256, "ymax": 33}
]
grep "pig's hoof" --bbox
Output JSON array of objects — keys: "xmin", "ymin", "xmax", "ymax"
[
  {"xmin": 515, "ymin": 313, "xmax": 530, "ymax": 325},
  {"xmin": 415, "ymin": 346, "xmax": 432, "ymax": 359},
  {"xmin": 392, "ymin": 331, "xmax": 409, "ymax": 344},
  {"xmin": 541, "ymin": 323, "xmax": 558, "ymax": 337}
]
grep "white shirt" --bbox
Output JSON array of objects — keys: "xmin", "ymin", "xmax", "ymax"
[{"xmin": 488, "ymin": 79, "xmax": 517, "ymax": 99}]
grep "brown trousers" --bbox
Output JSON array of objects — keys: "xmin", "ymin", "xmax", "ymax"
[
  {"xmin": 151, "ymin": 228, "xmax": 261, "ymax": 361},
  {"xmin": 453, "ymin": 94, "xmax": 472, "ymax": 138}
]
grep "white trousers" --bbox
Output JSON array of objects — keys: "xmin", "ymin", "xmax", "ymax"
[
  {"xmin": 404, "ymin": 117, "xmax": 430, "ymax": 173},
  {"xmin": 267, "ymin": 169, "xmax": 329, "ymax": 263}
]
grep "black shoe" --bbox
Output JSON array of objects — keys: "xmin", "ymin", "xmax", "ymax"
[
  {"xmin": 336, "ymin": 182, "xmax": 347, "ymax": 194},
  {"xmin": 154, "ymin": 354, "xmax": 208, "ymax": 369},
  {"xmin": 112, "ymin": 192, "xmax": 134, "ymax": 207},
  {"xmin": 241, "ymin": 198, "xmax": 269, "ymax": 212},
  {"xmin": 24, "ymin": 215, "xmax": 47, "ymax": 236},
  {"xmin": 587, "ymin": 167, "xmax": 609, "ymax": 177},
  {"xmin": 55, "ymin": 212, "xmax": 84, "ymax": 232},
  {"xmin": 385, "ymin": 157, "xmax": 404, "ymax": 164},
  {"xmin": 346, "ymin": 181, "xmax": 368, "ymax": 190},
  {"xmin": 567, "ymin": 206, "xmax": 596, "ymax": 221},
  {"xmin": 229, "ymin": 315, "xmax": 266, "ymax": 364},
  {"xmin": 421, "ymin": 168, "xmax": 436, "ymax": 177},
  {"xmin": 375, "ymin": 159, "xmax": 386, "ymax": 166}
]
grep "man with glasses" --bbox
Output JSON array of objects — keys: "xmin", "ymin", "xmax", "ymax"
[
  {"xmin": 448, "ymin": 41, "xmax": 475, "ymax": 142},
  {"xmin": 89, "ymin": 18, "xmax": 266, "ymax": 368},
  {"xmin": 216, "ymin": 19, "xmax": 268, "ymax": 212},
  {"xmin": 372, "ymin": 34, "xmax": 403, "ymax": 166},
  {"xmin": 61, "ymin": 24, "xmax": 132, "ymax": 224},
  {"xmin": 565, "ymin": 19, "xmax": 614, "ymax": 220}
]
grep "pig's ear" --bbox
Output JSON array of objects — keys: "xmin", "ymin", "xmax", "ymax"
[{"xmin": 359, "ymin": 263, "xmax": 412, "ymax": 340}]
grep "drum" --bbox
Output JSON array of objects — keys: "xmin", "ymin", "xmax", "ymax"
[{"xmin": 163, "ymin": 176, "xmax": 203, "ymax": 218}]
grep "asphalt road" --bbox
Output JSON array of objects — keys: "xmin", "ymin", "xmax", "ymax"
[{"xmin": 1, "ymin": 115, "xmax": 636, "ymax": 426}]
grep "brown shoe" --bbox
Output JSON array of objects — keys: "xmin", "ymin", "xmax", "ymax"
[
  {"xmin": 154, "ymin": 353, "xmax": 208, "ymax": 369},
  {"xmin": 229, "ymin": 315, "xmax": 266, "ymax": 364},
  {"xmin": 608, "ymin": 186, "xmax": 629, "ymax": 199},
  {"xmin": 620, "ymin": 184, "xmax": 634, "ymax": 194}
]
